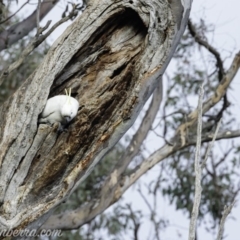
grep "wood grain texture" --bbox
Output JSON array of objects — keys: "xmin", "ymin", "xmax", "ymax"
[{"xmin": 0, "ymin": 0, "xmax": 191, "ymax": 230}]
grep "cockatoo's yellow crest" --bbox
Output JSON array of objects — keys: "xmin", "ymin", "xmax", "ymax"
[{"xmin": 65, "ymin": 88, "xmax": 72, "ymax": 104}]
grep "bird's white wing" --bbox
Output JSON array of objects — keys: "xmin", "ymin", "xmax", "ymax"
[
  {"xmin": 40, "ymin": 95, "xmax": 67, "ymax": 118},
  {"xmin": 39, "ymin": 94, "xmax": 79, "ymax": 125}
]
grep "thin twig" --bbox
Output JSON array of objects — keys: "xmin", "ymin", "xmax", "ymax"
[
  {"xmin": 188, "ymin": 84, "xmax": 204, "ymax": 240},
  {"xmin": 216, "ymin": 202, "xmax": 235, "ymax": 240},
  {"xmin": 138, "ymin": 186, "xmax": 160, "ymax": 240},
  {"xmin": 201, "ymin": 118, "xmax": 222, "ymax": 169},
  {"xmin": 175, "ymin": 51, "xmax": 240, "ymax": 146},
  {"xmin": 188, "ymin": 20, "xmax": 224, "ymax": 81},
  {"xmin": 126, "ymin": 204, "xmax": 140, "ymax": 240},
  {"xmin": 0, "ymin": 0, "xmax": 60, "ymax": 51},
  {"xmin": 0, "ymin": 4, "xmax": 79, "ymax": 86},
  {"xmin": 188, "ymin": 20, "xmax": 229, "ymax": 124},
  {"xmin": 0, "ymin": 1, "xmax": 30, "ymax": 24},
  {"xmin": 41, "ymin": 126, "xmax": 240, "ymax": 230},
  {"xmin": 36, "ymin": 0, "xmax": 42, "ymax": 37}
]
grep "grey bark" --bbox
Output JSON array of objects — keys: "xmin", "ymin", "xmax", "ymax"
[{"xmin": 0, "ymin": 0, "xmax": 191, "ymax": 232}]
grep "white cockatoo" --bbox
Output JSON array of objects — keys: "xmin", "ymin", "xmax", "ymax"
[{"xmin": 39, "ymin": 88, "xmax": 79, "ymax": 126}]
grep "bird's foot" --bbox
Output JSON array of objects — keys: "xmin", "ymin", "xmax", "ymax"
[{"xmin": 57, "ymin": 123, "xmax": 68, "ymax": 133}]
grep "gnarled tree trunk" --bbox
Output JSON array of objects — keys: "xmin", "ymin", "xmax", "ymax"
[{"xmin": 0, "ymin": 0, "xmax": 191, "ymax": 232}]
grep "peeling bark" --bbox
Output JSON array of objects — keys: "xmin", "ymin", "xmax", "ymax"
[{"xmin": 0, "ymin": 0, "xmax": 191, "ymax": 231}]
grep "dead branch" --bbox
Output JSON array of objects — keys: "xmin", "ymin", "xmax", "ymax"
[
  {"xmin": 176, "ymin": 51, "xmax": 240, "ymax": 146},
  {"xmin": 36, "ymin": 0, "xmax": 42, "ymax": 37},
  {"xmin": 0, "ymin": 4, "xmax": 79, "ymax": 86},
  {"xmin": 188, "ymin": 20, "xmax": 229, "ymax": 122},
  {"xmin": 216, "ymin": 202, "xmax": 235, "ymax": 240},
  {"xmin": 0, "ymin": 0, "xmax": 59, "ymax": 51},
  {"xmin": 188, "ymin": 84, "xmax": 204, "ymax": 240},
  {"xmin": 188, "ymin": 20, "xmax": 224, "ymax": 81},
  {"xmin": 201, "ymin": 119, "xmax": 221, "ymax": 169},
  {"xmin": 0, "ymin": 1, "xmax": 30, "ymax": 24}
]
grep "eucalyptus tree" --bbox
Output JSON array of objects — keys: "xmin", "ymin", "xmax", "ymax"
[{"xmin": 0, "ymin": 0, "xmax": 192, "ymax": 234}]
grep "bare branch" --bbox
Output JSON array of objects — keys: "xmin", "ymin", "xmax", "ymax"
[
  {"xmin": 0, "ymin": 4, "xmax": 79, "ymax": 86},
  {"xmin": 216, "ymin": 202, "xmax": 235, "ymax": 240},
  {"xmin": 188, "ymin": 20, "xmax": 224, "ymax": 81},
  {"xmin": 126, "ymin": 204, "xmax": 141, "ymax": 240},
  {"xmin": 36, "ymin": 0, "xmax": 42, "ymax": 37},
  {"xmin": 188, "ymin": 20, "xmax": 229, "ymax": 122},
  {"xmin": 42, "ymin": 123, "xmax": 240, "ymax": 230},
  {"xmin": 129, "ymin": 128, "xmax": 240, "ymax": 190},
  {"xmin": 201, "ymin": 119, "xmax": 222, "ymax": 169},
  {"xmin": 0, "ymin": 0, "xmax": 60, "ymax": 51},
  {"xmin": 138, "ymin": 186, "xmax": 161, "ymax": 240},
  {"xmin": 176, "ymin": 51, "xmax": 240, "ymax": 146},
  {"xmin": 138, "ymin": 187, "xmax": 154, "ymax": 214},
  {"xmin": 188, "ymin": 84, "xmax": 204, "ymax": 240},
  {"xmin": 0, "ymin": 1, "xmax": 30, "ymax": 24},
  {"xmin": 193, "ymin": 129, "xmax": 240, "ymax": 143}
]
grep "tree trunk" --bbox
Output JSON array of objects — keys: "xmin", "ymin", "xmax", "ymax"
[{"xmin": 0, "ymin": 0, "xmax": 191, "ymax": 231}]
